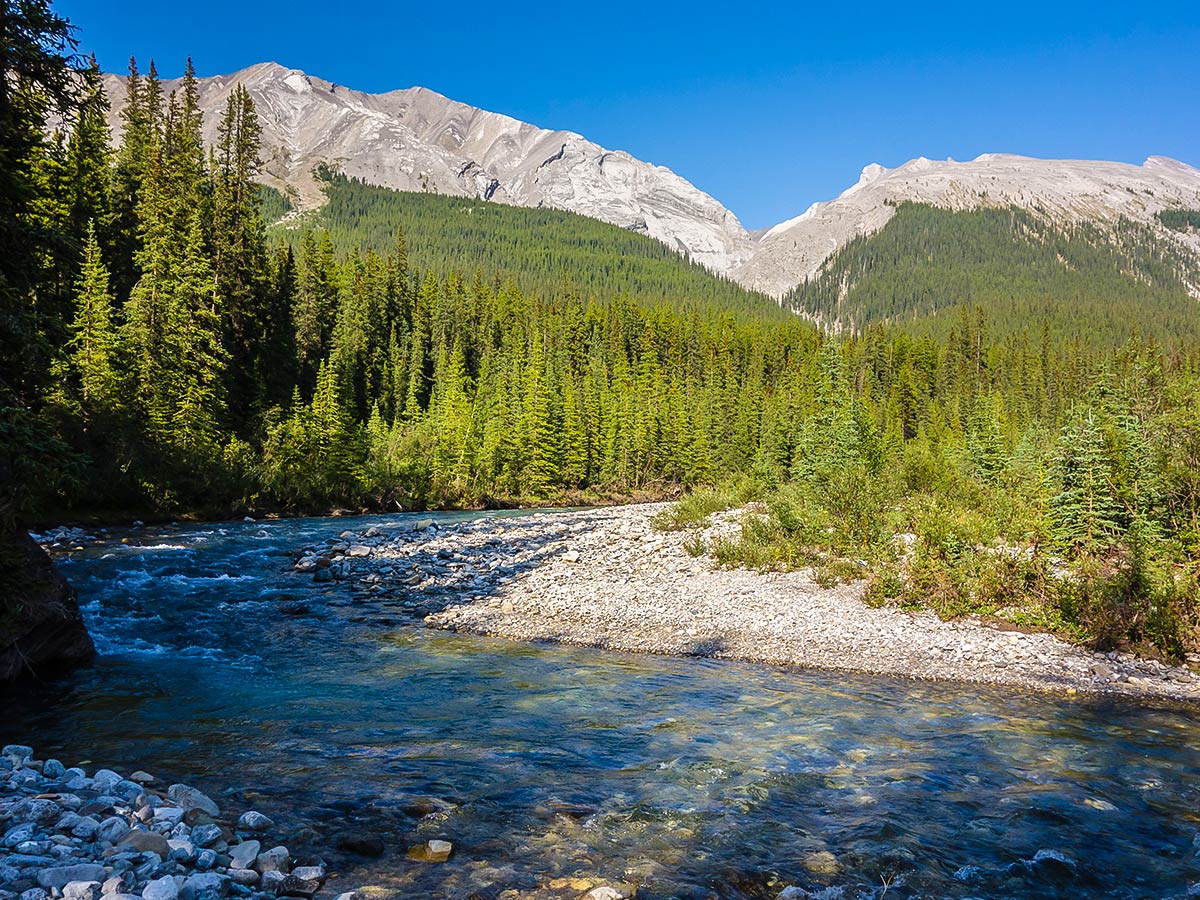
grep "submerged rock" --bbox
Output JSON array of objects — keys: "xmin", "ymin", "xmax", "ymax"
[
  {"xmin": 407, "ymin": 839, "xmax": 452, "ymax": 862},
  {"xmin": 335, "ymin": 833, "xmax": 384, "ymax": 857}
]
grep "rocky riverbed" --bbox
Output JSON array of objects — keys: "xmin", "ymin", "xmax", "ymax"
[
  {"xmin": 0, "ymin": 745, "xmax": 352, "ymax": 900},
  {"xmin": 290, "ymin": 503, "xmax": 1200, "ymax": 702}
]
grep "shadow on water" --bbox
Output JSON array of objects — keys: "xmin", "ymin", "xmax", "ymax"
[{"xmin": 4, "ymin": 511, "xmax": 1200, "ymax": 899}]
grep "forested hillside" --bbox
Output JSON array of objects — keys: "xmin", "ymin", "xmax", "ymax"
[
  {"xmin": 785, "ymin": 203, "xmax": 1200, "ymax": 344},
  {"xmin": 270, "ymin": 169, "xmax": 782, "ymax": 318}
]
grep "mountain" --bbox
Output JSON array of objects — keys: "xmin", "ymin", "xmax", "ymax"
[
  {"xmin": 734, "ymin": 154, "xmax": 1200, "ymax": 298},
  {"xmin": 100, "ymin": 62, "xmax": 754, "ymax": 274},
  {"xmin": 783, "ymin": 202, "xmax": 1200, "ymax": 345},
  {"xmin": 100, "ymin": 63, "xmax": 1200, "ymax": 303}
]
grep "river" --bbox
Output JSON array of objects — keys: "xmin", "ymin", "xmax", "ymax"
[{"xmin": 3, "ymin": 511, "xmax": 1199, "ymax": 899}]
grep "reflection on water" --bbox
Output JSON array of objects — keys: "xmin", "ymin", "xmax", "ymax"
[{"xmin": 3, "ymin": 512, "xmax": 1200, "ymax": 899}]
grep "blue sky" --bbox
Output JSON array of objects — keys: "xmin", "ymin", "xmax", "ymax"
[{"xmin": 61, "ymin": 0, "xmax": 1199, "ymax": 229}]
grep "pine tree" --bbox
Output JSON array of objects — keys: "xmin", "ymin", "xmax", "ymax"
[
  {"xmin": 521, "ymin": 330, "xmax": 559, "ymax": 495},
  {"xmin": 293, "ymin": 230, "xmax": 340, "ymax": 393},
  {"xmin": 211, "ymin": 83, "xmax": 268, "ymax": 423},
  {"xmin": 64, "ymin": 221, "xmax": 120, "ymax": 412},
  {"xmin": 65, "ymin": 57, "xmax": 111, "ymax": 255},
  {"xmin": 1050, "ymin": 410, "xmax": 1121, "ymax": 551}
]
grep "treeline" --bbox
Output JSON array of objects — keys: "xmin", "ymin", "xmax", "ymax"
[{"xmin": 786, "ymin": 203, "xmax": 1200, "ymax": 346}]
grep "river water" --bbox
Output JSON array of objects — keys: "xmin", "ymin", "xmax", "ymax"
[{"xmin": 3, "ymin": 512, "xmax": 1200, "ymax": 899}]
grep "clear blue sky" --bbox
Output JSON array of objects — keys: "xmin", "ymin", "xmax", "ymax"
[{"xmin": 60, "ymin": 0, "xmax": 1199, "ymax": 229}]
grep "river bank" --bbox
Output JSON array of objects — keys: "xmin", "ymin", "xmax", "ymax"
[
  {"xmin": 287, "ymin": 503, "xmax": 1200, "ymax": 702},
  {"xmin": 0, "ymin": 745, "xmax": 350, "ymax": 900}
]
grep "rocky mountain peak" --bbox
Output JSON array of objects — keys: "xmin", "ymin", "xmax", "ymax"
[{"xmin": 101, "ymin": 64, "xmax": 755, "ymax": 274}]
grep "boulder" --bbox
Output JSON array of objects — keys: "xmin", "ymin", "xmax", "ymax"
[{"xmin": 0, "ymin": 531, "xmax": 95, "ymax": 681}]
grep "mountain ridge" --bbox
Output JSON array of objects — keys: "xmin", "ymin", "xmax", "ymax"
[
  {"xmin": 100, "ymin": 61, "xmax": 755, "ymax": 274},
  {"xmin": 100, "ymin": 62, "xmax": 1200, "ymax": 300},
  {"xmin": 735, "ymin": 153, "xmax": 1200, "ymax": 297}
]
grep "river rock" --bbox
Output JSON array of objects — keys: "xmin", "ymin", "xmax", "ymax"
[
  {"xmin": 254, "ymin": 846, "xmax": 290, "ymax": 874},
  {"xmin": 179, "ymin": 873, "xmax": 227, "ymax": 900},
  {"xmin": 129, "ymin": 772, "xmax": 155, "ymax": 785},
  {"xmin": 18, "ymin": 890, "xmax": 48, "ymax": 900},
  {"xmin": 0, "ymin": 532, "xmax": 95, "ymax": 681},
  {"xmin": 585, "ymin": 889, "xmax": 627, "ymax": 900},
  {"xmin": 228, "ymin": 840, "xmax": 259, "ymax": 869},
  {"xmin": 95, "ymin": 816, "xmax": 130, "ymax": 845},
  {"xmin": 411, "ymin": 839, "xmax": 452, "ymax": 862},
  {"xmin": 25, "ymin": 798, "xmax": 62, "ymax": 825},
  {"xmin": 117, "ymin": 828, "xmax": 171, "ymax": 857},
  {"xmin": 4, "ymin": 823, "xmax": 37, "ymax": 847},
  {"xmin": 166, "ymin": 784, "xmax": 219, "ymax": 817},
  {"xmin": 141, "ymin": 878, "xmax": 177, "ymax": 900},
  {"xmin": 803, "ymin": 851, "xmax": 840, "ymax": 875},
  {"xmin": 2, "ymin": 745, "xmax": 33, "ymax": 766},
  {"xmin": 72, "ymin": 816, "xmax": 101, "ymax": 841},
  {"xmin": 257, "ymin": 872, "xmax": 285, "ymax": 895},
  {"xmin": 280, "ymin": 867, "xmax": 324, "ymax": 897},
  {"xmin": 236, "ymin": 811, "xmax": 273, "ymax": 832},
  {"xmin": 335, "ymin": 833, "xmax": 384, "ymax": 857},
  {"xmin": 37, "ymin": 866, "xmax": 108, "ymax": 891},
  {"xmin": 43, "ymin": 759, "xmax": 66, "ymax": 779},
  {"xmin": 92, "ymin": 769, "xmax": 122, "ymax": 792},
  {"xmin": 182, "ymin": 810, "xmax": 216, "ymax": 829},
  {"xmin": 151, "ymin": 807, "xmax": 183, "ymax": 826},
  {"xmin": 190, "ymin": 824, "xmax": 222, "ymax": 848},
  {"xmin": 228, "ymin": 870, "xmax": 257, "ymax": 887},
  {"xmin": 62, "ymin": 882, "xmax": 101, "ymax": 900}
]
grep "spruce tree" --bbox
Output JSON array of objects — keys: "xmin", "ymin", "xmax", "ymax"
[{"xmin": 64, "ymin": 221, "xmax": 120, "ymax": 413}]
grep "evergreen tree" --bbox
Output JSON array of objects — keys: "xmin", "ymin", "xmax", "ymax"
[
  {"xmin": 63, "ymin": 221, "xmax": 119, "ymax": 412},
  {"xmin": 1050, "ymin": 410, "xmax": 1122, "ymax": 551}
]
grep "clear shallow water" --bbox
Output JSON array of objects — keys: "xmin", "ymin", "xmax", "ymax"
[{"xmin": 4, "ymin": 512, "xmax": 1200, "ymax": 899}]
